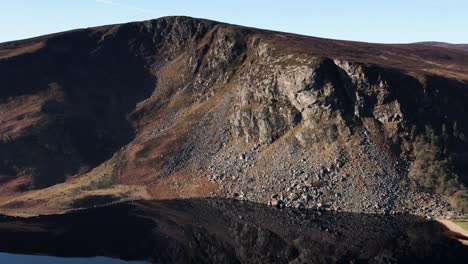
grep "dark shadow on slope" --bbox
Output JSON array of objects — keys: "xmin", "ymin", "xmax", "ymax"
[{"xmin": 0, "ymin": 28, "xmax": 157, "ymax": 188}]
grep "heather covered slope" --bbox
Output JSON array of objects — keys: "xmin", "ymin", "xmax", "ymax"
[
  {"xmin": 0, "ymin": 16, "xmax": 467, "ymax": 216},
  {"xmin": 416, "ymin": 41, "xmax": 468, "ymax": 52}
]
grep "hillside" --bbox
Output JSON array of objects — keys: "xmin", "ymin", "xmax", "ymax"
[
  {"xmin": 0, "ymin": 16, "xmax": 467, "ymax": 217},
  {"xmin": 416, "ymin": 41, "xmax": 468, "ymax": 52}
]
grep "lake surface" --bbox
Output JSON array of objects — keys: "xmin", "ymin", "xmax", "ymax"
[
  {"xmin": 0, "ymin": 253, "xmax": 148, "ymax": 264},
  {"xmin": 0, "ymin": 199, "xmax": 466, "ymax": 263}
]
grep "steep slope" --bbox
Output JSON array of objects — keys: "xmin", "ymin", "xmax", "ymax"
[{"xmin": 0, "ymin": 16, "xmax": 467, "ymax": 216}]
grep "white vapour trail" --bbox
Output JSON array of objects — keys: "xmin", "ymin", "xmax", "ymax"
[{"xmin": 95, "ymin": 0, "xmax": 157, "ymax": 15}]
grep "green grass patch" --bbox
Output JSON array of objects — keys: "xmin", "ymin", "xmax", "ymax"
[{"xmin": 453, "ymin": 220, "xmax": 468, "ymax": 231}]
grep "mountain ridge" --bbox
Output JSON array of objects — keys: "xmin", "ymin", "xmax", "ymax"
[
  {"xmin": 0, "ymin": 16, "xmax": 467, "ymax": 217},
  {"xmin": 2, "ymin": 16, "xmax": 468, "ymax": 79},
  {"xmin": 415, "ymin": 41, "xmax": 468, "ymax": 52}
]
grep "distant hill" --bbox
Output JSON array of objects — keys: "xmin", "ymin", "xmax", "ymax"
[{"xmin": 416, "ymin": 41, "xmax": 468, "ymax": 52}]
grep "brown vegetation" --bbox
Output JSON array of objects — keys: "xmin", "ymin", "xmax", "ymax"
[{"xmin": 0, "ymin": 16, "xmax": 467, "ymax": 215}]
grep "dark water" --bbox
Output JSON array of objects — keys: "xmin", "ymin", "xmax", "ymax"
[
  {"xmin": 0, "ymin": 253, "xmax": 147, "ymax": 264},
  {"xmin": 0, "ymin": 199, "xmax": 466, "ymax": 264}
]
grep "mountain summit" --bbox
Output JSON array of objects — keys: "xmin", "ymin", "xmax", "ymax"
[{"xmin": 0, "ymin": 16, "xmax": 467, "ymax": 216}]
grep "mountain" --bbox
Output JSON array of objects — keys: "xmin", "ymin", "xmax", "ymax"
[
  {"xmin": 415, "ymin": 41, "xmax": 468, "ymax": 52},
  {"xmin": 0, "ymin": 16, "xmax": 467, "ymax": 217}
]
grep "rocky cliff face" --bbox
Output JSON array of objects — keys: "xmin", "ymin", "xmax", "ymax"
[{"xmin": 0, "ymin": 16, "xmax": 467, "ymax": 216}]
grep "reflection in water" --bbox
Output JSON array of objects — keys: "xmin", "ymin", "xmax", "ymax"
[
  {"xmin": 0, "ymin": 199, "xmax": 466, "ymax": 263},
  {"xmin": 0, "ymin": 253, "xmax": 148, "ymax": 264}
]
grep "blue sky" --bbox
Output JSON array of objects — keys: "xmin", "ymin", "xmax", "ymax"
[{"xmin": 0, "ymin": 0, "xmax": 467, "ymax": 44}]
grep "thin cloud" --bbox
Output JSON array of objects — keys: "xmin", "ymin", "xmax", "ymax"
[
  {"xmin": 95, "ymin": 0, "xmax": 157, "ymax": 15},
  {"xmin": 96, "ymin": 0, "xmax": 114, "ymax": 4}
]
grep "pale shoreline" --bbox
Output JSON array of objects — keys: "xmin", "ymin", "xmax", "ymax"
[{"xmin": 436, "ymin": 218, "xmax": 468, "ymax": 246}]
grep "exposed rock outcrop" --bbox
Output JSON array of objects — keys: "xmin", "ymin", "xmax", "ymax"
[{"xmin": 0, "ymin": 16, "xmax": 467, "ymax": 216}]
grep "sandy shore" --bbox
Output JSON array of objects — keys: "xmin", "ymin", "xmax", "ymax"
[{"xmin": 436, "ymin": 218, "xmax": 468, "ymax": 246}]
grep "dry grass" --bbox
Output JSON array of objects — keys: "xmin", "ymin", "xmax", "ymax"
[
  {"xmin": 2, "ymin": 17, "xmax": 468, "ymax": 217},
  {"xmin": 263, "ymin": 32, "xmax": 468, "ymax": 81},
  {"xmin": 0, "ymin": 161, "xmax": 150, "ymax": 216},
  {"xmin": 148, "ymin": 167, "xmax": 221, "ymax": 200},
  {"xmin": 0, "ymin": 41, "xmax": 44, "ymax": 59},
  {"xmin": 0, "ymin": 95, "xmax": 44, "ymax": 140}
]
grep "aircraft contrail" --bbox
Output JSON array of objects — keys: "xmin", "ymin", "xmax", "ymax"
[{"xmin": 95, "ymin": 0, "xmax": 158, "ymax": 15}]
